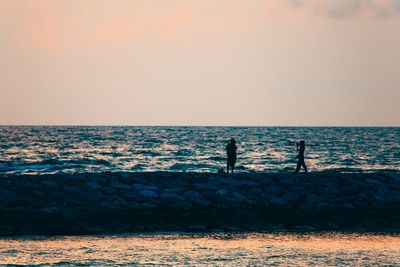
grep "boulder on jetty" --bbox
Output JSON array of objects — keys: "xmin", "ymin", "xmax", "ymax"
[{"xmin": 0, "ymin": 171, "xmax": 400, "ymax": 236}]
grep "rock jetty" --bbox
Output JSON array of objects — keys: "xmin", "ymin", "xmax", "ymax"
[{"xmin": 0, "ymin": 171, "xmax": 400, "ymax": 236}]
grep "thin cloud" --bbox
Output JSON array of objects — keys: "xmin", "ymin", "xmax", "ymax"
[{"xmin": 289, "ymin": 0, "xmax": 400, "ymax": 18}]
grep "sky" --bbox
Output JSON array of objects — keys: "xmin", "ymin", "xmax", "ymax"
[{"xmin": 1, "ymin": 0, "xmax": 399, "ymax": 126}]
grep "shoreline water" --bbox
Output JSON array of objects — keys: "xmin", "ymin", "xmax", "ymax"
[
  {"xmin": 2, "ymin": 232, "xmax": 400, "ymax": 266},
  {"xmin": 1, "ymin": 171, "xmax": 400, "ymax": 236}
]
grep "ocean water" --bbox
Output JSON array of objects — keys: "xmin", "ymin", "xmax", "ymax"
[
  {"xmin": 0, "ymin": 126, "xmax": 399, "ymax": 175},
  {"xmin": 1, "ymin": 233, "xmax": 400, "ymax": 266}
]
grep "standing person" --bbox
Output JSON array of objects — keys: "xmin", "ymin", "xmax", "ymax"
[
  {"xmin": 226, "ymin": 138, "xmax": 237, "ymax": 173},
  {"xmin": 294, "ymin": 140, "xmax": 308, "ymax": 173}
]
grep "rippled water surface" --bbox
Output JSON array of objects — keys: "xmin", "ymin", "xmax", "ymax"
[
  {"xmin": 1, "ymin": 126, "xmax": 399, "ymax": 175},
  {"xmin": 1, "ymin": 233, "xmax": 400, "ymax": 266}
]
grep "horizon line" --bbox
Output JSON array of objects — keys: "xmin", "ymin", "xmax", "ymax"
[{"xmin": 1, "ymin": 124, "xmax": 399, "ymax": 128}]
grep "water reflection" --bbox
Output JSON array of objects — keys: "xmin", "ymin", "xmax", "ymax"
[{"xmin": 0, "ymin": 233, "xmax": 399, "ymax": 266}]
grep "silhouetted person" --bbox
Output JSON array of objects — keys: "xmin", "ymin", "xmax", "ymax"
[
  {"xmin": 226, "ymin": 138, "xmax": 237, "ymax": 173},
  {"xmin": 294, "ymin": 140, "xmax": 308, "ymax": 174}
]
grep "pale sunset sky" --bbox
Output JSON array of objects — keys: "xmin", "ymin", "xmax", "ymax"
[{"xmin": 1, "ymin": 0, "xmax": 399, "ymax": 126}]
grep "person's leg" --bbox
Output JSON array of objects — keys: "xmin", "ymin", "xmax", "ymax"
[
  {"xmin": 302, "ymin": 161, "xmax": 308, "ymax": 173},
  {"xmin": 232, "ymin": 159, "xmax": 237, "ymax": 173},
  {"xmin": 227, "ymin": 162, "xmax": 230, "ymax": 173},
  {"xmin": 294, "ymin": 160, "xmax": 301, "ymax": 173}
]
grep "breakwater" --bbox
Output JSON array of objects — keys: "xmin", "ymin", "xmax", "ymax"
[{"xmin": 1, "ymin": 172, "xmax": 400, "ymax": 236}]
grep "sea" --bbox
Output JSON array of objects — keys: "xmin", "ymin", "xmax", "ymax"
[
  {"xmin": 1, "ymin": 126, "xmax": 400, "ymax": 266},
  {"xmin": 0, "ymin": 126, "xmax": 399, "ymax": 176},
  {"xmin": 1, "ymin": 233, "xmax": 400, "ymax": 266}
]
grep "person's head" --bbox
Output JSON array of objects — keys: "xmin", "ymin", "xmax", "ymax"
[
  {"xmin": 230, "ymin": 138, "xmax": 236, "ymax": 144},
  {"xmin": 300, "ymin": 140, "xmax": 305, "ymax": 146}
]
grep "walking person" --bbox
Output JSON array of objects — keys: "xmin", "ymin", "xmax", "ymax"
[
  {"xmin": 226, "ymin": 138, "xmax": 237, "ymax": 173},
  {"xmin": 294, "ymin": 140, "xmax": 308, "ymax": 173}
]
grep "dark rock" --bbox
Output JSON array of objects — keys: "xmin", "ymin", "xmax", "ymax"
[
  {"xmin": 86, "ymin": 181, "xmax": 102, "ymax": 190},
  {"xmin": 132, "ymin": 184, "xmax": 159, "ymax": 191},
  {"xmin": 119, "ymin": 173, "xmax": 132, "ymax": 181},
  {"xmin": 342, "ymin": 203, "xmax": 356, "ymax": 209},
  {"xmin": 164, "ymin": 179, "xmax": 187, "ymax": 188},
  {"xmin": 317, "ymin": 202, "xmax": 332, "ymax": 210},
  {"xmin": 140, "ymin": 190, "xmax": 158, "ymax": 198},
  {"xmin": 194, "ymin": 182, "xmax": 220, "ymax": 190},
  {"xmin": 127, "ymin": 202, "xmax": 141, "ymax": 209},
  {"xmin": 33, "ymin": 190, "xmax": 45, "ymax": 198},
  {"xmin": 294, "ymin": 225, "xmax": 316, "ymax": 231},
  {"xmin": 228, "ymin": 179, "xmax": 258, "ymax": 187},
  {"xmin": 110, "ymin": 181, "xmax": 131, "ymax": 190},
  {"xmin": 63, "ymin": 185, "xmax": 81, "ymax": 193},
  {"xmin": 165, "ymin": 199, "xmax": 192, "ymax": 209},
  {"xmin": 282, "ymin": 191, "xmax": 303, "ymax": 202},
  {"xmin": 191, "ymin": 198, "xmax": 212, "ymax": 207},
  {"xmin": 341, "ymin": 183, "xmax": 359, "ymax": 195},
  {"xmin": 158, "ymin": 173, "xmax": 173, "ymax": 178},
  {"xmin": 103, "ymin": 186, "xmax": 118, "ymax": 194},
  {"xmin": 123, "ymin": 191, "xmax": 142, "ymax": 200},
  {"xmin": 38, "ymin": 206, "xmax": 59, "ymax": 214},
  {"xmin": 232, "ymin": 192, "xmax": 252, "ymax": 204},
  {"xmin": 189, "ymin": 225, "xmax": 208, "ymax": 231},
  {"xmin": 164, "ymin": 187, "xmax": 184, "ymax": 194},
  {"xmin": 99, "ymin": 197, "xmax": 126, "ymax": 209},
  {"xmin": 326, "ymin": 223, "xmax": 340, "ymax": 230},
  {"xmin": 183, "ymin": 191, "xmax": 203, "ymax": 200},
  {"xmin": 269, "ymin": 224, "xmax": 287, "ymax": 232},
  {"xmin": 2, "ymin": 171, "xmax": 400, "ymax": 236},
  {"xmin": 278, "ymin": 176, "xmax": 296, "ymax": 186},
  {"xmin": 270, "ymin": 196, "xmax": 287, "ymax": 206},
  {"xmin": 84, "ymin": 226, "xmax": 108, "ymax": 234},
  {"xmin": 216, "ymin": 189, "xmax": 228, "ymax": 196},
  {"xmin": 40, "ymin": 180, "xmax": 59, "ymax": 189},
  {"xmin": 183, "ymin": 190, "xmax": 212, "ymax": 206},
  {"xmin": 384, "ymin": 193, "xmax": 400, "ymax": 203},
  {"xmin": 305, "ymin": 193, "xmax": 321, "ymax": 207},
  {"xmin": 247, "ymin": 187, "xmax": 263, "ymax": 196},
  {"xmin": 264, "ymin": 185, "xmax": 283, "ymax": 195},
  {"xmin": 321, "ymin": 185, "xmax": 341, "ymax": 196},
  {"xmin": 142, "ymin": 199, "xmax": 162, "ymax": 208},
  {"xmin": 365, "ymin": 178, "xmax": 385, "ymax": 186},
  {"xmin": 0, "ymin": 226, "xmax": 15, "ymax": 236},
  {"xmin": 48, "ymin": 190, "xmax": 65, "ymax": 198},
  {"xmin": 160, "ymin": 192, "xmax": 185, "ymax": 202},
  {"xmin": 87, "ymin": 191, "xmax": 103, "ymax": 202}
]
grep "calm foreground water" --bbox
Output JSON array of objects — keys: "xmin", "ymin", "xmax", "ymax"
[
  {"xmin": 0, "ymin": 233, "xmax": 400, "ymax": 266},
  {"xmin": 1, "ymin": 126, "xmax": 399, "ymax": 175}
]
